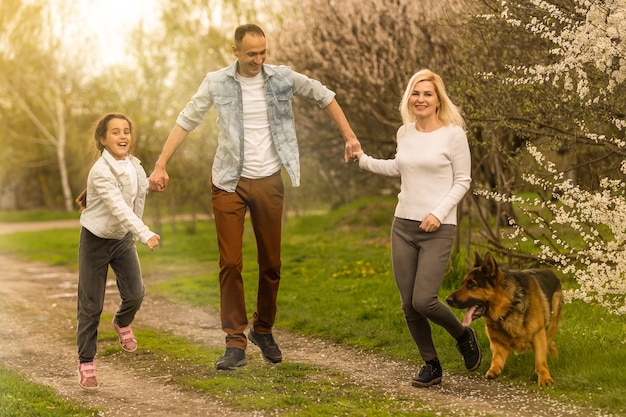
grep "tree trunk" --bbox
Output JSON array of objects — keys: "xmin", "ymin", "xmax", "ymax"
[{"xmin": 54, "ymin": 94, "xmax": 73, "ymax": 212}]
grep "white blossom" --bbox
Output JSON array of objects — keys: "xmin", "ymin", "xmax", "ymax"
[{"xmin": 476, "ymin": 0, "xmax": 626, "ymax": 314}]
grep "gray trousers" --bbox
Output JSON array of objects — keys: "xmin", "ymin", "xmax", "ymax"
[
  {"xmin": 77, "ymin": 228, "xmax": 145, "ymax": 362},
  {"xmin": 390, "ymin": 217, "xmax": 465, "ymax": 362}
]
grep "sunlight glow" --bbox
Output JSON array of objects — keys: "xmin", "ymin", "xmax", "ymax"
[{"xmin": 54, "ymin": 0, "xmax": 161, "ymax": 70}]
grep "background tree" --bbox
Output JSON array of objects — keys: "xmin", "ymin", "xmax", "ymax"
[
  {"xmin": 470, "ymin": 0, "xmax": 626, "ymax": 314},
  {"xmin": 0, "ymin": 0, "xmax": 51, "ymax": 209},
  {"xmin": 0, "ymin": 0, "xmax": 95, "ymax": 211}
]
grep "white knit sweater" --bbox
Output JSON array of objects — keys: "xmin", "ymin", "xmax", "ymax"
[{"xmin": 359, "ymin": 124, "xmax": 471, "ymax": 225}]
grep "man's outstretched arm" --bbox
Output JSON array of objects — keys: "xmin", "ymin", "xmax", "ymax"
[
  {"xmin": 324, "ymin": 99, "xmax": 361, "ymax": 163},
  {"xmin": 148, "ymin": 124, "xmax": 190, "ymax": 192}
]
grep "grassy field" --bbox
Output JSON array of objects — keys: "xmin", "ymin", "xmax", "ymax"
[
  {"xmin": 0, "ymin": 365, "xmax": 98, "ymax": 417},
  {"xmin": 1, "ymin": 198, "xmax": 625, "ymax": 415}
]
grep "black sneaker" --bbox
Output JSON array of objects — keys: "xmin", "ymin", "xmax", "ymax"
[
  {"xmin": 248, "ymin": 329, "xmax": 283, "ymax": 363},
  {"xmin": 456, "ymin": 327, "xmax": 482, "ymax": 371},
  {"xmin": 411, "ymin": 362, "xmax": 442, "ymax": 387},
  {"xmin": 215, "ymin": 347, "xmax": 247, "ymax": 370}
]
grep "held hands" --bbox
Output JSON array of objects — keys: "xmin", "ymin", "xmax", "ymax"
[
  {"xmin": 147, "ymin": 234, "xmax": 161, "ymax": 251},
  {"xmin": 344, "ymin": 137, "xmax": 362, "ymax": 163},
  {"xmin": 148, "ymin": 166, "xmax": 169, "ymax": 192}
]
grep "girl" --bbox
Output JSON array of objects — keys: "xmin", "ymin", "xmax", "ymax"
[
  {"xmin": 354, "ymin": 69, "xmax": 481, "ymax": 387},
  {"xmin": 76, "ymin": 113, "xmax": 160, "ymax": 390}
]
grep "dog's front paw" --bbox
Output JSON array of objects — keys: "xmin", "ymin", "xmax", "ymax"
[
  {"xmin": 485, "ymin": 367, "xmax": 501, "ymax": 380},
  {"xmin": 537, "ymin": 372, "xmax": 554, "ymax": 387}
]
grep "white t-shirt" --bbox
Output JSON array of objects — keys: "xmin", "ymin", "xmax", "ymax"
[{"xmin": 236, "ymin": 72, "xmax": 282, "ymax": 179}]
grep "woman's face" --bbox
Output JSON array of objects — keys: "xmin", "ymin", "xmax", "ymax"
[
  {"xmin": 408, "ymin": 80, "xmax": 440, "ymax": 120},
  {"xmin": 101, "ymin": 118, "xmax": 131, "ymax": 160}
]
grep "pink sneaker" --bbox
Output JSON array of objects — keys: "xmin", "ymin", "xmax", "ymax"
[
  {"xmin": 78, "ymin": 361, "xmax": 98, "ymax": 390},
  {"xmin": 112, "ymin": 319, "xmax": 138, "ymax": 352}
]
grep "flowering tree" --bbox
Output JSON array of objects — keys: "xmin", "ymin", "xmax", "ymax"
[{"xmin": 475, "ymin": 0, "xmax": 626, "ymax": 314}]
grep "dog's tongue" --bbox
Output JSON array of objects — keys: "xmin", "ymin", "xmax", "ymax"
[{"xmin": 462, "ymin": 306, "xmax": 477, "ymax": 327}]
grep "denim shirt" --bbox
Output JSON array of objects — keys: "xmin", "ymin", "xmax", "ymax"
[{"xmin": 176, "ymin": 61, "xmax": 336, "ymax": 192}]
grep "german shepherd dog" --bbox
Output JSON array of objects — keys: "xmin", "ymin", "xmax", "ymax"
[{"xmin": 446, "ymin": 252, "xmax": 563, "ymax": 386}]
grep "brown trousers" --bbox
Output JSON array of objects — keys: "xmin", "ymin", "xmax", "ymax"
[{"xmin": 211, "ymin": 172, "xmax": 284, "ymax": 349}]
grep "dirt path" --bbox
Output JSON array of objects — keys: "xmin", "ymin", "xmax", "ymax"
[{"xmin": 0, "ymin": 221, "xmax": 608, "ymax": 416}]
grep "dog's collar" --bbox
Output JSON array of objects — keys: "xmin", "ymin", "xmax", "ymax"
[{"xmin": 498, "ymin": 301, "xmax": 520, "ymax": 321}]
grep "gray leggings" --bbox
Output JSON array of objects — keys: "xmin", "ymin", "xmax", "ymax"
[
  {"xmin": 391, "ymin": 217, "xmax": 464, "ymax": 362},
  {"xmin": 77, "ymin": 228, "xmax": 145, "ymax": 362}
]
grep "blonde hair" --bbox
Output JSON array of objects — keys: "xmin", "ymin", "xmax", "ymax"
[{"xmin": 399, "ymin": 69, "xmax": 466, "ymax": 130}]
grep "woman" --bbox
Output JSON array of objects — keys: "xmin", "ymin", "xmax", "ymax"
[{"xmin": 354, "ymin": 69, "xmax": 481, "ymax": 387}]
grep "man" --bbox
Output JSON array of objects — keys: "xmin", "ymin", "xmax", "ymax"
[{"xmin": 149, "ymin": 24, "xmax": 360, "ymax": 370}]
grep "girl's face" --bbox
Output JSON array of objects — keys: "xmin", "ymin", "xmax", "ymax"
[
  {"xmin": 101, "ymin": 118, "xmax": 131, "ymax": 160},
  {"xmin": 408, "ymin": 80, "xmax": 440, "ymax": 120}
]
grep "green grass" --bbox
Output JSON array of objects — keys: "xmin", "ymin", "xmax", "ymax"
[
  {"xmin": 0, "ymin": 210, "xmax": 79, "ymax": 223},
  {"xmin": 0, "ymin": 365, "xmax": 98, "ymax": 417},
  {"xmin": 96, "ymin": 325, "xmax": 437, "ymax": 416},
  {"xmin": 0, "ymin": 227, "xmax": 81, "ymax": 265},
  {"xmin": 1, "ymin": 197, "xmax": 625, "ymax": 415}
]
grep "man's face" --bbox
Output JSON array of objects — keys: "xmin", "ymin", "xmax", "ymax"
[{"xmin": 232, "ymin": 34, "xmax": 266, "ymax": 78}]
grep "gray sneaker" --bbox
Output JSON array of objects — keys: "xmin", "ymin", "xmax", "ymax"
[{"xmin": 215, "ymin": 347, "xmax": 247, "ymax": 370}]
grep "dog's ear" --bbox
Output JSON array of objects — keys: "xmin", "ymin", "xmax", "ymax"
[
  {"xmin": 473, "ymin": 251, "xmax": 483, "ymax": 267},
  {"xmin": 483, "ymin": 252, "xmax": 498, "ymax": 278}
]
